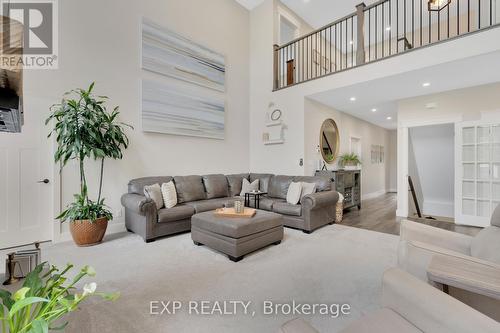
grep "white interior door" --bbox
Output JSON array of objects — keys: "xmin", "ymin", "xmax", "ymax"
[
  {"xmin": 0, "ymin": 100, "xmax": 53, "ymax": 249},
  {"xmin": 456, "ymin": 122, "xmax": 500, "ymax": 227}
]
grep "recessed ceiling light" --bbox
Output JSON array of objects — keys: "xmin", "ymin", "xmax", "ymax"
[
  {"xmin": 387, "ymin": 116, "xmax": 392, "ymax": 120},
  {"xmin": 371, "ymin": 108, "xmax": 377, "ymax": 112},
  {"xmin": 386, "ymin": 26, "xmax": 391, "ymax": 31},
  {"xmin": 350, "ymin": 97, "xmax": 356, "ymax": 102},
  {"xmin": 422, "ymin": 82, "xmax": 431, "ymax": 87}
]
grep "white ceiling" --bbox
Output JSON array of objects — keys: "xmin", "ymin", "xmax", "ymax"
[
  {"xmin": 234, "ymin": 0, "xmax": 265, "ymax": 10},
  {"xmin": 281, "ymin": 0, "xmax": 379, "ymax": 29},
  {"xmin": 310, "ymin": 51, "xmax": 500, "ymax": 130}
]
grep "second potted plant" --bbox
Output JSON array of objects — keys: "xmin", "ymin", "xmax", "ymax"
[
  {"xmin": 46, "ymin": 83, "xmax": 131, "ymax": 246},
  {"xmin": 339, "ymin": 153, "xmax": 361, "ymax": 170}
]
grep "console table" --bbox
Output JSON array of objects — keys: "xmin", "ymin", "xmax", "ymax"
[{"xmin": 315, "ymin": 170, "xmax": 361, "ymax": 210}]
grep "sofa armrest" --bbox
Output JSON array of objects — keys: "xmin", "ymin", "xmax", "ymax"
[
  {"xmin": 302, "ymin": 190, "xmax": 339, "ymax": 210},
  {"xmin": 279, "ymin": 318, "xmax": 319, "ymax": 333},
  {"xmin": 382, "ymin": 268, "xmax": 500, "ymax": 333},
  {"xmin": 400, "ymin": 220, "xmax": 472, "ymax": 255},
  {"xmin": 121, "ymin": 193, "xmax": 156, "ymax": 216}
]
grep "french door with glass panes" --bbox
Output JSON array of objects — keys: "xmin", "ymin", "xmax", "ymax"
[{"xmin": 456, "ymin": 122, "xmax": 500, "ymax": 227}]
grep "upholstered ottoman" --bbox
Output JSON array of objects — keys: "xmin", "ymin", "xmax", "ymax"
[{"xmin": 191, "ymin": 210, "xmax": 284, "ymax": 262}]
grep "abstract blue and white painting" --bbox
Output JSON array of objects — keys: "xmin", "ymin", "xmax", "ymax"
[
  {"xmin": 142, "ymin": 80, "xmax": 225, "ymax": 140},
  {"xmin": 141, "ymin": 18, "xmax": 225, "ymax": 139}
]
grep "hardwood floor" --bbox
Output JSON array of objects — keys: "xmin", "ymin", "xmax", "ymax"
[{"xmin": 341, "ymin": 193, "xmax": 481, "ymax": 236}]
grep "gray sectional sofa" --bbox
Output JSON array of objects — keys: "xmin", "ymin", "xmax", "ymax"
[{"xmin": 121, "ymin": 173, "xmax": 339, "ymax": 242}]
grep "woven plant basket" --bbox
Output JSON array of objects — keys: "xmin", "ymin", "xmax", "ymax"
[
  {"xmin": 70, "ymin": 217, "xmax": 108, "ymax": 247},
  {"xmin": 336, "ymin": 193, "xmax": 344, "ymax": 223}
]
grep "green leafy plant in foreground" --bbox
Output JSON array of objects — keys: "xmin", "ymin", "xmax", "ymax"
[{"xmin": 0, "ymin": 263, "xmax": 119, "ymax": 333}]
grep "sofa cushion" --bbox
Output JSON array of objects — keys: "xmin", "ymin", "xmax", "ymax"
[
  {"xmin": 128, "ymin": 176, "xmax": 173, "ymax": 195},
  {"xmin": 226, "ymin": 173, "xmax": 249, "ymax": 197},
  {"xmin": 471, "ymin": 226, "xmax": 500, "ymax": 265},
  {"xmin": 158, "ymin": 205, "xmax": 195, "ymax": 223},
  {"xmin": 340, "ymin": 308, "xmax": 421, "ymax": 333},
  {"xmin": 173, "ymin": 175, "xmax": 206, "ymax": 203},
  {"xmin": 268, "ymin": 175, "xmax": 294, "ymax": 199},
  {"xmin": 247, "ymin": 197, "xmax": 285, "ymax": 211},
  {"xmin": 293, "ymin": 176, "xmax": 331, "ymax": 192},
  {"xmin": 273, "ymin": 202, "xmax": 302, "ymax": 217},
  {"xmin": 249, "ymin": 173, "xmax": 273, "ymax": 192},
  {"xmin": 191, "ymin": 210, "xmax": 283, "ymax": 238},
  {"xmin": 202, "ymin": 174, "xmax": 229, "ymax": 199},
  {"xmin": 185, "ymin": 198, "xmax": 232, "ymax": 213}
]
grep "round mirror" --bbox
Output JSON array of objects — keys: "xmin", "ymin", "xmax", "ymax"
[{"xmin": 320, "ymin": 119, "xmax": 340, "ymax": 164}]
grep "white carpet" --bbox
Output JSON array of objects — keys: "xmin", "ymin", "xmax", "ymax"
[{"xmin": 43, "ymin": 224, "xmax": 399, "ymax": 333}]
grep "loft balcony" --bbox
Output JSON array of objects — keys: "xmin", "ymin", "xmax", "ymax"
[{"xmin": 273, "ymin": 0, "xmax": 500, "ymax": 90}]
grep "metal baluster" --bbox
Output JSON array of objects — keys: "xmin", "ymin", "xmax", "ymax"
[
  {"xmin": 351, "ymin": 17, "xmax": 354, "ymax": 67},
  {"xmin": 447, "ymin": 3, "xmax": 450, "ymax": 38},
  {"xmin": 457, "ymin": 0, "xmax": 460, "ymax": 36},
  {"xmin": 438, "ymin": 9, "xmax": 441, "ymax": 41},
  {"xmin": 397, "ymin": 0, "xmax": 399, "ymax": 53},
  {"xmin": 420, "ymin": 0, "xmax": 423, "ymax": 45},
  {"xmin": 389, "ymin": 0, "xmax": 392, "ymax": 55},
  {"xmin": 375, "ymin": 6, "xmax": 378, "ymax": 59},
  {"xmin": 468, "ymin": 0, "xmax": 470, "ymax": 32},
  {"xmin": 369, "ymin": 8, "xmax": 371, "ymax": 61},
  {"xmin": 412, "ymin": 0, "xmax": 415, "ymax": 49}
]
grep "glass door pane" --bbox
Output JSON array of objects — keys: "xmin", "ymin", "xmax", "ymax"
[
  {"xmin": 478, "ymin": 144, "xmax": 490, "ymax": 162},
  {"xmin": 477, "ymin": 181, "xmax": 490, "ymax": 199},
  {"xmin": 463, "ymin": 163, "xmax": 475, "ymax": 179},
  {"xmin": 477, "ymin": 126, "xmax": 490, "ymax": 144},
  {"xmin": 463, "ymin": 127, "xmax": 475, "ymax": 144},
  {"xmin": 463, "ymin": 146, "xmax": 475, "ymax": 162},
  {"xmin": 477, "ymin": 163, "xmax": 490, "ymax": 180},
  {"xmin": 477, "ymin": 200, "xmax": 490, "ymax": 217},
  {"xmin": 492, "ymin": 125, "xmax": 500, "ymax": 143},
  {"xmin": 463, "ymin": 181, "xmax": 475, "ymax": 198}
]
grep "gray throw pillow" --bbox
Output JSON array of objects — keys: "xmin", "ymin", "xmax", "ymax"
[
  {"xmin": 240, "ymin": 179, "xmax": 259, "ymax": 196},
  {"xmin": 300, "ymin": 182, "xmax": 317, "ymax": 203},
  {"xmin": 143, "ymin": 183, "xmax": 163, "ymax": 209}
]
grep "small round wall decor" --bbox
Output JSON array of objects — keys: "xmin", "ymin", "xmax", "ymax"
[{"xmin": 270, "ymin": 109, "xmax": 282, "ymax": 121}]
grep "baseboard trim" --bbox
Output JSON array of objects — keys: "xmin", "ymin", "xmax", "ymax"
[
  {"xmin": 54, "ymin": 222, "xmax": 126, "ymax": 244},
  {"xmin": 361, "ymin": 189, "xmax": 387, "ymax": 201}
]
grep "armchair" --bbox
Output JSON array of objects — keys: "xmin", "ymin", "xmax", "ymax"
[
  {"xmin": 398, "ymin": 204, "xmax": 500, "ymax": 320},
  {"xmin": 279, "ymin": 268, "xmax": 500, "ymax": 333}
]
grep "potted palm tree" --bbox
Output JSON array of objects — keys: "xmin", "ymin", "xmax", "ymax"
[{"xmin": 46, "ymin": 83, "xmax": 131, "ymax": 246}]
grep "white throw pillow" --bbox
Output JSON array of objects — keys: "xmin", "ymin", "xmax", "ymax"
[
  {"xmin": 240, "ymin": 179, "xmax": 259, "ymax": 196},
  {"xmin": 300, "ymin": 182, "xmax": 317, "ymax": 203},
  {"xmin": 161, "ymin": 181, "xmax": 178, "ymax": 209},
  {"xmin": 286, "ymin": 182, "xmax": 303, "ymax": 205},
  {"xmin": 143, "ymin": 184, "xmax": 163, "ymax": 209}
]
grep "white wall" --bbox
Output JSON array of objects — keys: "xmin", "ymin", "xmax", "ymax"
[
  {"xmin": 387, "ymin": 130, "xmax": 397, "ymax": 192},
  {"xmin": 250, "ymin": 0, "xmax": 500, "ymax": 181},
  {"xmin": 409, "ymin": 124, "xmax": 455, "ymax": 218},
  {"xmin": 397, "ymin": 82, "xmax": 500, "ymax": 218},
  {"xmin": 26, "ymin": 0, "xmax": 251, "ymax": 239},
  {"xmin": 304, "ymin": 99, "xmax": 391, "ymax": 198}
]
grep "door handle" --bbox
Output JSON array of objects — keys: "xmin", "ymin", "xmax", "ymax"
[{"xmin": 37, "ymin": 179, "xmax": 50, "ymax": 184}]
